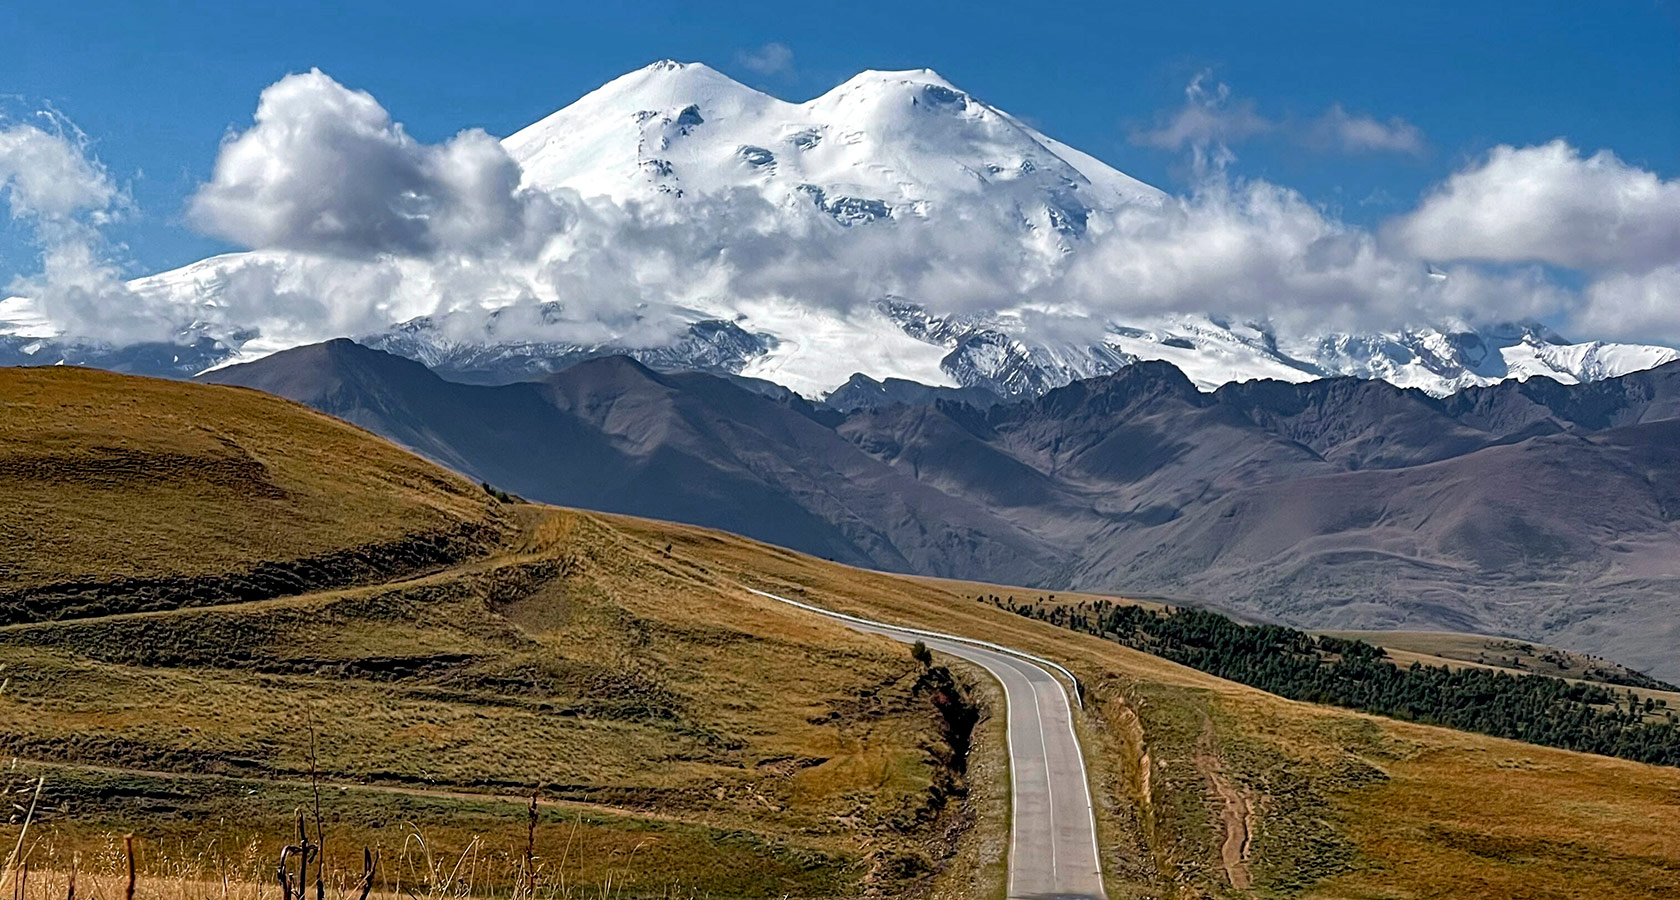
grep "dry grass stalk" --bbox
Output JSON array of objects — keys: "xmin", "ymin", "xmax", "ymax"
[
  {"xmin": 1, "ymin": 778, "xmax": 44, "ymax": 897},
  {"xmin": 518, "ymin": 792, "xmax": 537, "ymax": 900}
]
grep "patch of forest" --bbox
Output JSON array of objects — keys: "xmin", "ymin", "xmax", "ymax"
[{"xmin": 978, "ymin": 595, "xmax": 1680, "ymax": 768}]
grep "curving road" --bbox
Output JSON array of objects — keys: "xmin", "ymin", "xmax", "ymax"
[{"xmin": 747, "ymin": 589, "xmax": 1106, "ymax": 900}]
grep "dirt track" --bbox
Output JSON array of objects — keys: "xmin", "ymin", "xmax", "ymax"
[{"xmin": 1195, "ymin": 717, "xmax": 1253, "ymax": 890}]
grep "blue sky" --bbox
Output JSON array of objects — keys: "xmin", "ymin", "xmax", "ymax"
[
  {"xmin": 3, "ymin": 0, "xmax": 1675, "ymax": 281},
  {"xmin": 3, "ymin": 0, "xmax": 1680, "ymax": 278}
]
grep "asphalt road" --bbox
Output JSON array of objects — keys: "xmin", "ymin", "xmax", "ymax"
[{"xmin": 747, "ymin": 589, "xmax": 1106, "ymax": 900}]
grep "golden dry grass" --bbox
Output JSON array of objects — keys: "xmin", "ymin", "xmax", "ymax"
[
  {"xmin": 0, "ymin": 367, "xmax": 507, "ymax": 596},
  {"xmin": 592, "ymin": 512, "xmax": 1680, "ymax": 899},
  {"xmin": 0, "ymin": 506, "xmax": 986, "ymax": 898},
  {"xmin": 3, "ymin": 368, "xmax": 1677, "ymax": 899},
  {"xmin": 0, "ymin": 370, "xmax": 992, "ymax": 898}
]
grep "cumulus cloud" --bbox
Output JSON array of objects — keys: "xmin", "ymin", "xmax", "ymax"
[
  {"xmin": 0, "ymin": 112, "xmax": 176, "ymax": 342},
  {"xmin": 520, "ymin": 169, "xmax": 1559, "ymax": 342},
  {"xmin": 1051, "ymin": 176, "xmax": 1572, "ymax": 336},
  {"xmin": 1576, "ymin": 264, "xmax": 1680, "ymax": 342},
  {"xmin": 736, "ymin": 42, "xmax": 794, "ymax": 77},
  {"xmin": 189, "ymin": 69, "xmax": 560, "ymax": 258},
  {"xmin": 1391, "ymin": 140, "xmax": 1680, "ymax": 272},
  {"xmin": 0, "ymin": 118, "xmax": 120, "ymax": 219},
  {"xmin": 6, "ymin": 70, "xmax": 1673, "ymax": 356}
]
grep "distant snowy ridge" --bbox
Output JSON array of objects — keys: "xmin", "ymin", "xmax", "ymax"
[
  {"xmin": 2, "ymin": 60, "xmax": 1674, "ymax": 398},
  {"xmin": 874, "ymin": 302, "xmax": 1679, "ymax": 398}
]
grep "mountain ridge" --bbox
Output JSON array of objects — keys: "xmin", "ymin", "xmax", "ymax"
[{"xmin": 200, "ymin": 342, "xmax": 1680, "ymax": 680}]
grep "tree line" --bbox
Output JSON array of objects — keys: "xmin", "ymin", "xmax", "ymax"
[{"xmin": 975, "ymin": 594, "xmax": 1680, "ymax": 768}]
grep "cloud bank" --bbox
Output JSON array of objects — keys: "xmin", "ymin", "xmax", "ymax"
[
  {"xmin": 1390, "ymin": 140, "xmax": 1679, "ymax": 343},
  {"xmin": 3, "ymin": 69, "xmax": 1675, "ymax": 355},
  {"xmin": 1392, "ymin": 140, "xmax": 1679, "ymax": 271}
]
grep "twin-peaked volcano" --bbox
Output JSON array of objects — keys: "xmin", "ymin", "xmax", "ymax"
[
  {"xmin": 2, "ymin": 60, "xmax": 1674, "ymax": 396},
  {"xmin": 504, "ymin": 60, "xmax": 1163, "ymax": 219}
]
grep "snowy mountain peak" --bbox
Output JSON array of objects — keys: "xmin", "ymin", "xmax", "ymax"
[
  {"xmin": 503, "ymin": 60, "xmax": 1164, "ymax": 215},
  {"xmin": 4, "ymin": 61, "xmax": 1674, "ymax": 401},
  {"xmin": 618, "ymin": 58, "xmax": 750, "ymax": 93},
  {"xmin": 823, "ymin": 67, "xmax": 962, "ymax": 94},
  {"xmin": 645, "ymin": 58, "xmax": 701, "ymax": 72}
]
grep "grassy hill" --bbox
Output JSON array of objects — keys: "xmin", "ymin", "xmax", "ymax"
[
  {"xmin": 0, "ymin": 367, "xmax": 510, "ymax": 621},
  {"xmin": 0, "ymin": 369, "xmax": 985, "ymax": 899},
  {"xmin": 1, "ymin": 368, "xmax": 1676, "ymax": 899}
]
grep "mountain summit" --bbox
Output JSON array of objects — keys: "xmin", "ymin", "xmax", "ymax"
[
  {"xmin": 504, "ymin": 60, "xmax": 1164, "ymax": 215},
  {"xmin": 3, "ymin": 61, "xmax": 1673, "ymax": 395}
]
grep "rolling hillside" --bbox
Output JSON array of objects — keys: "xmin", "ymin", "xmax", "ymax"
[
  {"xmin": 200, "ymin": 340, "xmax": 1064, "ymax": 583},
  {"xmin": 2, "ymin": 367, "xmax": 1677, "ymax": 898},
  {"xmin": 0, "ymin": 368, "xmax": 988, "ymax": 898},
  {"xmin": 0, "ymin": 366, "xmax": 511, "ymax": 621}
]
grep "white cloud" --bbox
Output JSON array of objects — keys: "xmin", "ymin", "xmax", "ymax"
[
  {"xmin": 1133, "ymin": 76, "xmax": 1427, "ymax": 160},
  {"xmin": 189, "ymin": 69, "xmax": 560, "ymax": 258},
  {"xmin": 5, "ymin": 72, "xmax": 1670, "ymax": 356},
  {"xmin": 1392, "ymin": 140, "xmax": 1680, "ymax": 272},
  {"xmin": 1049, "ymin": 176, "xmax": 1569, "ymax": 336},
  {"xmin": 1130, "ymin": 72, "xmax": 1271, "ymax": 163},
  {"xmin": 1309, "ymin": 104, "xmax": 1426, "ymax": 156},
  {"xmin": 1576, "ymin": 263, "xmax": 1680, "ymax": 343},
  {"xmin": 736, "ymin": 43, "xmax": 794, "ymax": 77},
  {"xmin": 0, "ymin": 114, "xmax": 175, "ymax": 343},
  {"xmin": 0, "ymin": 119, "xmax": 119, "ymax": 219},
  {"xmin": 1387, "ymin": 140, "xmax": 1680, "ymax": 343}
]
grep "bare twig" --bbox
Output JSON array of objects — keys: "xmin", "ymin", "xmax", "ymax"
[
  {"xmin": 306, "ymin": 712, "xmax": 325, "ymax": 900},
  {"xmin": 295, "ymin": 811, "xmax": 311, "ymax": 900},
  {"xmin": 123, "ymin": 835, "xmax": 135, "ymax": 900},
  {"xmin": 277, "ymin": 845, "xmax": 299, "ymax": 900},
  {"xmin": 521, "ymin": 789, "xmax": 539, "ymax": 900},
  {"xmin": 1, "ymin": 775, "xmax": 43, "ymax": 894},
  {"xmin": 355, "ymin": 848, "xmax": 377, "ymax": 900}
]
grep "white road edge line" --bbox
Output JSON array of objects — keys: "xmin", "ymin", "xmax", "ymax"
[
  {"xmin": 1068, "ymin": 692, "xmax": 1106, "ymax": 883},
  {"xmin": 996, "ymin": 641, "xmax": 1023, "ymax": 898},
  {"xmin": 745, "ymin": 586, "xmax": 1107, "ymax": 894}
]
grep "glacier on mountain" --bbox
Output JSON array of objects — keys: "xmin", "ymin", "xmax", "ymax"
[{"xmin": 2, "ymin": 60, "xmax": 1673, "ymax": 397}]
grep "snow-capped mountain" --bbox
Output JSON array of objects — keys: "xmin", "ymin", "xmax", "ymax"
[
  {"xmin": 3, "ymin": 60, "xmax": 1674, "ymax": 397},
  {"xmin": 504, "ymin": 60, "xmax": 1163, "ymax": 223}
]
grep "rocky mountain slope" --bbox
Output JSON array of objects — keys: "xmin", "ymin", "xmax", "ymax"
[{"xmin": 202, "ymin": 342, "xmax": 1680, "ymax": 680}]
